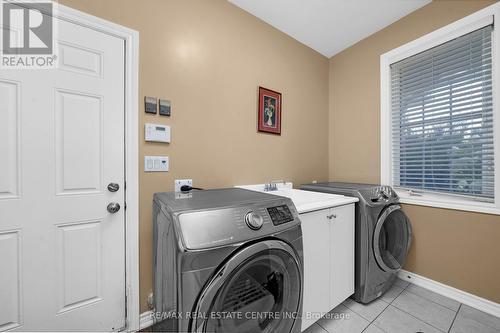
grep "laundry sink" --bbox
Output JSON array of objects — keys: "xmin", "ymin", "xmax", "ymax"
[{"xmin": 236, "ymin": 183, "xmax": 357, "ymax": 213}]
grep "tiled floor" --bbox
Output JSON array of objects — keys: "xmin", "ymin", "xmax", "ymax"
[{"xmin": 304, "ymin": 279, "xmax": 500, "ymax": 333}]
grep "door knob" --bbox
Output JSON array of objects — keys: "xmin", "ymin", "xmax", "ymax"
[
  {"xmin": 107, "ymin": 202, "xmax": 121, "ymax": 213},
  {"xmin": 107, "ymin": 183, "xmax": 120, "ymax": 192}
]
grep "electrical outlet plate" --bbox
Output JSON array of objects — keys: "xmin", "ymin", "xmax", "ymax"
[{"xmin": 175, "ymin": 179, "xmax": 192, "ymax": 192}]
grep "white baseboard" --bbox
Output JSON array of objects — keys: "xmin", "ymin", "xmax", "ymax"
[
  {"xmin": 398, "ymin": 269, "xmax": 500, "ymax": 318},
  {"xmin": 139, "ymin": 310, "xmax": 154, "ymax": 330}
]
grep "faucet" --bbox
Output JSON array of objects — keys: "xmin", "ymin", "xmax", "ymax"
[{"xmin": 264, "ymin": 180, "xmax": 285, "ymax": 191}]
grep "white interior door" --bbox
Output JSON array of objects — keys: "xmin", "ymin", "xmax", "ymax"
[{"xmin": 0, "ymin": 14, "xmax": 126, "ymax": 331}]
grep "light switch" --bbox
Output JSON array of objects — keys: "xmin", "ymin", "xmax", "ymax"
[
  {"xmin": 145, "ymin": 123, "xmax": 171, "ymax": 143},
  {"xmin": 144, "ymin": 156, "xmax": 169, "ymax": 172}
]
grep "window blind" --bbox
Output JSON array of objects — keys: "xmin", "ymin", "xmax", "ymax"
[{"xmin": 390, "ymin": 25, "xmax": 494, "ymax": 200}]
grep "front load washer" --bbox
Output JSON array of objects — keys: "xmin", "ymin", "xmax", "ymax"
[
  {"xmin": 153, "ymin": 188, "xmax": 303, "ymax": 332},
  {"xmin": 300, "ymin": 182, "xmax": 412, "ymax": 304}
]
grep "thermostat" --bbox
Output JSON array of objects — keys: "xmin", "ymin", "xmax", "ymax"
[{"xmin": 145, "ymin": 123, "xmax": 171, "ymax": 143}]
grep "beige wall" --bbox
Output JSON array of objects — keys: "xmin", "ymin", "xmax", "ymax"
[
  {"xmin": 329, "ymin": 0, "xmax": 500, "ymax": 303},
  {"xmin": 59, "ymin": 0, "xmax": 329, "ymax": 312}
]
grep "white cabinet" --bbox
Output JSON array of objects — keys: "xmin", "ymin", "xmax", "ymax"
[
  {"xmin": 300, "ymin": 204, "xmax": 355, "ymax": 331},
  {"xmin": 300, "ymin": 209, "xmax": 331, "ymax": 331},
  {"xmin": 329, "ymin": 204, "xmax": 355, "ymax": 307}
]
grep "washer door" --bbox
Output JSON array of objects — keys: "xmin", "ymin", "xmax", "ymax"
[
  {"xmin": 373, "ymin": 205, "xmax": 412, "ymax": 272},
  {"xmin": 191, "ymin": 240, "xmax": 302, "ymax": 333}
]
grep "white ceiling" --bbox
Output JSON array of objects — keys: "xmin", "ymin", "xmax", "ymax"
[{"xmin": 229, "ymin": 0, "xmax": 432, "ymax": 58}]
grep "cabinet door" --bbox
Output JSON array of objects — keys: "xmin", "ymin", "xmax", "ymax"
[
  {"xmin": 329, "ymin": 204, "xmax": 355, "ymax": 309},
  {"xmin": 300, "ymin": 210, "xmax": 331, "ymax": 331}
]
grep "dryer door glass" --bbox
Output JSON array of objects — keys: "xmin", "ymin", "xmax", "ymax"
[
  {"xmin": 374, "ymin": 205, "xmax": 412, "ymax": 271},
  {"xmin": 198, "ymin": 245, "xmax": 301, "ymax": 333}
]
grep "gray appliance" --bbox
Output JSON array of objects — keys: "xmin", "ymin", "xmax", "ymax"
[
  {"xmin": 300, "ymin": 182, "xmax": 412, "ymax": 304},
  {"xmin": 153, "ymin": 188, "xmax": 303, "ymax": 332}
]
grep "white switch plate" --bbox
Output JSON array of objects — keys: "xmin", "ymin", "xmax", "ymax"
[
  {"xmin": 145, "ymin": 123, "xmax": 171, "ymax": 143},
  {"xmin": 175, "ymin": 179, "xmax": 192, "ymax": 192},
  {"xmin": 144, "ymin": 156, "xmax": 169, "ymax": 172}
]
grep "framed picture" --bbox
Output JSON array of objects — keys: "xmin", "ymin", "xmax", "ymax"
[{"xmin": 258, "ymin": 86, "xmax": 281, "ymax": 135}]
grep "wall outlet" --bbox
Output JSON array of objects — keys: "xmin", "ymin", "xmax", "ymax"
[{"xmin": 175, "ymin": 179, "xmax": 193, "ymax": 192}]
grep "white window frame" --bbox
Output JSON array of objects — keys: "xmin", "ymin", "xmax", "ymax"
[{"xmin": 380, "ymin": 2, "xmax": 500, "ymax": 215}]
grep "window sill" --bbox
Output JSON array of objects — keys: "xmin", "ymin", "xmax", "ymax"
[{"xmin": 396, "ymin": 191, "xmax": 500, "ymax": 216}]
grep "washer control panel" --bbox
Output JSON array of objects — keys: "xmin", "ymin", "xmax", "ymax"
[
  {"xmin": 177, "ymin": 200, "xmax": 299, "ymax": 250},
  {"xmin": 267, "ymin": 205, "xmax": 294, "ymax": 226}
]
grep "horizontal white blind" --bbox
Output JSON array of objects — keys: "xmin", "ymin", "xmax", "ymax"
[{"xmin": 391, "ymin": 25, "xmax": 494, "ymax": 200}]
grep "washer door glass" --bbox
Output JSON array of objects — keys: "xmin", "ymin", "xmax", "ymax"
[
  {"xmin": 196, "ymin": 242, "xmax": 301, "ymax": 333},
  {"xmin": 374, "ymin": 205, "xmax": 412, "ymax": 271}
]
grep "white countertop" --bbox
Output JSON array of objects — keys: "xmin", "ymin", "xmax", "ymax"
[{"xmin": 236, "ymin": 183, "xmax": 358, "ymax": 214}]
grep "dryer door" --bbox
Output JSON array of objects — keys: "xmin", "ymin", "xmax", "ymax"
[
  {"xmin": 191, "ymin": 240, "xmax": 302, "ymax": 333},
  {"xmin": 373, "ymin": 205, "xmax": 412, "ymax": 272}
]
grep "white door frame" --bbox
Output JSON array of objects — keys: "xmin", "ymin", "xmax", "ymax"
[{"xmin": 44, "ymin": 3, "xmax": 140, "ymax": 331}]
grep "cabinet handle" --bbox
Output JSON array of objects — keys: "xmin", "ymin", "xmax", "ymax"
[{"xmin": 327, "ymin": 214, "xmax": 337, "ymax": 219}]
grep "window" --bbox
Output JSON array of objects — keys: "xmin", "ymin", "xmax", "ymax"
[
  {"xmin": 381, "ymin": 5, "xmax": 500, "ymax": 215},
  {"xmin": 392, "ymin": 26, "xmax": 493, "ymax": 199}
]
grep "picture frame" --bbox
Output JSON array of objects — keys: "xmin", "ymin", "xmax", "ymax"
[{"xmin": 258, "ymin": 86, "xmax": 282, "ymax": 135}]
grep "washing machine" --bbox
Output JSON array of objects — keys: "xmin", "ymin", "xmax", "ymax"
[
  {"xmin": 300, "ymin": 182, "xmax": 412, "ymax": 304},
  {"xmin": 153, "ymin": 188, "xmax": 303, "ymax": 332}
]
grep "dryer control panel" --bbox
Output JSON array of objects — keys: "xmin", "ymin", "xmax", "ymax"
[{"xmin": 367, "ymin": 186, "xmax": 397, "ymax": 203}]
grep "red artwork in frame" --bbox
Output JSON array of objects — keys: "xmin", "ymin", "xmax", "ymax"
[{"xmin": 258, "ymin": 86, "xmax": 281, "ymax": 135}]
